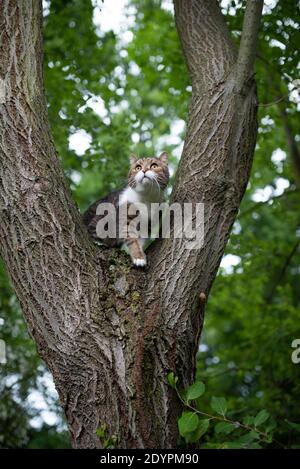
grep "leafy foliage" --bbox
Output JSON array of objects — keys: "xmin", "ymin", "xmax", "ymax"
[
  {"xmin": 0, "ymin": 0, "xmax": 299, "ymax": 448},
  {"xmin": 168, "ymin": 372, "xmax": 283, "ymax": 449}
]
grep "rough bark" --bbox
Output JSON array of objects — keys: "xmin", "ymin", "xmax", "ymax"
[{"xmin": 0, "ymin": 0, "xmax": 261, "ymax": 448}]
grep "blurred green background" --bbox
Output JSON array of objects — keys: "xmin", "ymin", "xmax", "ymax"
[{"xmin": 0, "ymin": 0, "xmax": 299, "ymax": 448}]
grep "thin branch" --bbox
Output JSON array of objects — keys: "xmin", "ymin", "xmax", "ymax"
[
  {"xmin": 258, "ymin": 87, "xmax": 299, "ymax": 108},
  {"xmin": 278, "ymin": 105, "xmax": 300, "ymax": 191},
  {"xmin": 256, "ymin": 53, "xmax": 294, "ymax": 86},
  {"xmin": 235, "ymin": 0, "xmax": 264, "ymax": 93},
  {"xmin": 264, "ymin": 67, "xmax": 300, "ymax": 191},
  {"xmin": 239, "ymin": 188, "xmax": 297, "ymax": 218},
  {"xmin": 266, "ymin": 237, "xmax": 300, "ymax": 303}
]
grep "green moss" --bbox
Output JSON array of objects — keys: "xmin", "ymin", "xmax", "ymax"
[
  {"xmin": 130, "ymin": 291, "xmax": 141, "ymax": 315},
  {"xmin": 131, "ymin": 291, "xmax": 140, "ymax": 302}
]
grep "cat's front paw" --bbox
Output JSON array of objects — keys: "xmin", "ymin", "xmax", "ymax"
[{"xmin": 132, "ymin": 257, "xmax": 147, "ymax": 267}]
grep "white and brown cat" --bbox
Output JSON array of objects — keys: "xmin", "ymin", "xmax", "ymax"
[{"xmin": 83, "ymin": 152, "xmax": 169, "ymax": 266}]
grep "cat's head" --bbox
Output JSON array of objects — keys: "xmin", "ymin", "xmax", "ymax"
[{"xmin": 128, "ymin": 152, "xmax": 169, "ymax": 192}]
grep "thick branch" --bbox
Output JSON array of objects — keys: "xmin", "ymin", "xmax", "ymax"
[
  {"xmin": 0, "ymin": 0, "xmax": 98, "ymax": 353},
  {"xmin": 146, "ymin": 0, "xmax": 259, "ymax": 387},
  {"xmin": 174, "ymin": 0, "xmax": 237, "ymax": 94},
  {"xmin": 235, "ymin": 0, "xmax": 264, "ymax": 93},
  {"xmin": 0, "ymin": 1, "xmax": 180, "ymax": 449},
  {"xmin": 0, "ymin": 0, "xmax": 144, "ymax": 449}
]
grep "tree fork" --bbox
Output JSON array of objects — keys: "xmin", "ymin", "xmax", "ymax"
[{"xmin": 0, "ymin": 0, "xmax": 262, "ymax": 448}]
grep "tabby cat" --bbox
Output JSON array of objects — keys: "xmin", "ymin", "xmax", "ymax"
[{"xmin": 83, "ymin": 152, "xmax": 169, "ymax": 266}]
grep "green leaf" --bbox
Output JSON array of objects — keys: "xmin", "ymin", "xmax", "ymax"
[
  {"xmin": 186, "ymin": 381, "xmax": 205, "ymax": 401},
  {"xmin": 238, "ymin": 431, "xmax": 260, "ymax": 444},
  {"xmin": 286, "ymin": 420, "xmax": 300, "ymax": 432},
  {"xmin": 243, "ymin": 415, "xmax": 255, "ymax": 426},
  {"xmin": 167, "ymin": 372, "xmax": 178, "ymax": 389},
  {"xmin": 195, "ymin": 419, "xmax": 210, "ymax": 439},
  {"xmin": 200, "ymin": 443, "xmax": 221, "ymax": 449},
  {"xmin": 96, "ymin": 429, "xmax": 105, "ymax": 438},
  {"xmin": 254, "ymin": 409, "xmax": 270, "ymax": 427},
  {"xmin": 210, "ymin": 396, "xmax": 227, "ymax": 416},
  {"xmin": 184, "ymin": 419, "xmax": 210, "ymax": 443},
  {"xmin": 96, "ymin": 424, "xmax": 107, "ymax": 439},
  {"xmin": 223, "ymin": 441, "xmax": 244, "ymax": 449},
  {"xmin": 265, "ymin": 419, "xmax": 277, "ymax": 434},
  {"xmin": 250, "ymin": 443, "xmax": 263, "ymax": 449},
  {"xmin": 215, "ymin": 421, "xmax": 236, "ymax": 435},
  {"xmin": 178, "ymin": 412, "xmax": 199, "ymax": 437}
]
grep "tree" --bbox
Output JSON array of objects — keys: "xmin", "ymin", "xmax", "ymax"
[{"xmin": 0, "ymin": 0, "xmax": 263, "ymax": 448}]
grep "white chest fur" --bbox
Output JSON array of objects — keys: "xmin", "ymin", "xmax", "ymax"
[
  {"xmin": 119, "ymin": 186, "xmax": 163, "ymax": 207},
  {"xmin": 119, "ymin": 185, "xmax": 163, "ymax": 239}
]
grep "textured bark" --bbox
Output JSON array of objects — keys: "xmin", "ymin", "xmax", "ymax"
[{"xmin": 0, "ymin": 0, "xmax": 261, "ymax": 448}]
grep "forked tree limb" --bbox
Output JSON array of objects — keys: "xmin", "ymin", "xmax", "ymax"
[{"xmin": 0, "ymin": 0, "xmax": 263, "ymax": 448}]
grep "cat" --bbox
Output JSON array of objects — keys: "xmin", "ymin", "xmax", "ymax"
[{"xmin": 82, "ymin": 152, "xmax": 169, "ymax": 266}]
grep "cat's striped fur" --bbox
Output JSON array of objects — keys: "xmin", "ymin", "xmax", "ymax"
[{"xmin": 83, "ymin": 152, "xmax": 169, "ymax": 266}]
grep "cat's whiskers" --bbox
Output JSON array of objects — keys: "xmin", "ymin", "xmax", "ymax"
[
  {"xmin": 143, "ymin": 170, "xmax": 161, "ymax": 192},
  {"xmin": 151, "ymin": 174, "xmax": 161, "ymax": 193}
]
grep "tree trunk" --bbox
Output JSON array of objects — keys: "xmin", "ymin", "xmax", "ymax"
[{"xmin": 0, "ymin": 0, "xmax": 262, "ymax": 448}]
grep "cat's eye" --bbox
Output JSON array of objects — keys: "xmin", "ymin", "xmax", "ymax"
[
  {"xmin": 151, "ymin": 163, "xmax": 158, "ymax": 169},
  {"xmin": 135, "ymin": 165, "xmax": 142, "ymax": 171}
]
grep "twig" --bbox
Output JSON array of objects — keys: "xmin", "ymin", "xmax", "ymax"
[
  {"xmin": 266, "ymin": 237, "xmax": 300, "ymax": 303},
  {"xmin": 258, "ymin": 87, "xmax": 299, "ymax": 107},
  {"xmin": 239, "ymin": 188, "xmax": 297, "ymax": 218}
]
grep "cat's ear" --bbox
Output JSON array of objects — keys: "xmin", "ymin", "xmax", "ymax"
[
  {"xmin": 130, "ymin": 154, "xmax": 137, "ymax": 165},
  {"xmin": 159, "ymin": 152, "xmax": 168, "ymax": 164}
]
